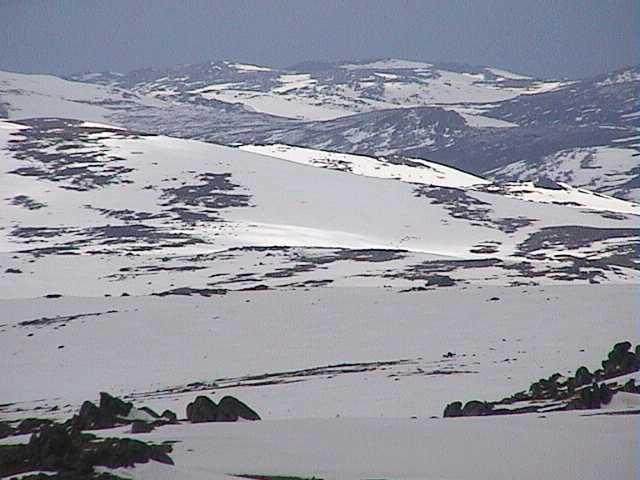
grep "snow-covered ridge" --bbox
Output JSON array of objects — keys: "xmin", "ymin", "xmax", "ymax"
[
  {"xmin": 0, "ymin": 70, "xmax": 163, "ymax": 122},
  {"xmin": 240, "ymin": 144, "xmax": 489, "ymax": 188},
  {"xmin": 239, "ymin": 144, "xmax": 639, "ymax": 215}
]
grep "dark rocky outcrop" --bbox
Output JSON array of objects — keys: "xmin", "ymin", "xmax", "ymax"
[
  {"xmin": 161, "ymin": 409, "xmax": 178, "ymax": 423},
  {"xmin": 186, "ymin": 395, "xmax": 219, "ymax": 423},
  {"xmin": 131, "ymin": 421, "xmax": 155, "ymax": 434},
  {"xmin": 186, "ymin": 395, "xmax": 261, "ymax": 423},
  {"xmin": 0, "ymin": 423, "xmax": 173, "ymax": 479},
  {"xmin": 0, "ymin": 421, "xmax": 15, "ymax": 439},
  {"xmin": 16, "ymin": 418, "xmax": 54, "ymax": 435},
  {"xmin": 442, "ymin": 341, "xmax": 640, "ymax": 418},
  {"xmin": 461, "ymin": 400, "xmax": 491, "ymax": 417},
  {"xmin": 1, "ymin": 391, "xmax": 258, "ymax": 478},
  {"xmin": 443, "ymin": 401, "xmax": 463, "ymax": 418},
  {"xmin": 574, "ymin": 366, "xmax": 594, "ymax": 387},
  {"xmin": 69, "ymin": 392, "xmax": 174, "ymax": 431},
  {"xmin": 217, "ymin": 396, "xmax": 261, "ymax": 421},
  {"xmin": 602, "ymin": 341, "xmax": 639, "ymax": 379},
  {"xmin": 99, "ymin": 392, "xmax": 133, "ymax": 418}
]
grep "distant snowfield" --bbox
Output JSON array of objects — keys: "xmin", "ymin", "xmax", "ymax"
[
  {"xmin": 199, "ymin": 87, "xmax": 354, "ymax": 120},
  {"xmin": 169, "ymin": 58, "xmax": 565, "ymax": 121},
  {"xmin": 0, "ymin": 70, "xmax": 162, "ymax": 122}
]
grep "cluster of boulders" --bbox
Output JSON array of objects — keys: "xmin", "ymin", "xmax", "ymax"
[
  {"xmin": 0, "ymin": 392, "xmax": 260, "ymax": 478},
  {"xmin": 186, "ymin": 395, "xmax": 261, "ymax": 423},
  {"xmin": 68, "ymin": 392, "xmax": 178, "ymax": 433},
  {"xmin": 443, "ymin": 341, "xmax": 640, "ymax": 418},
  {"xmin": 0, "ymin": 423, "xmax": 173, "ymax": 479}
]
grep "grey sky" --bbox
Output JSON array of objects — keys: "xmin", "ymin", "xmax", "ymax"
[{"xmin": 1, "ymin": 0, "xmax": 637, "ymax": 79}]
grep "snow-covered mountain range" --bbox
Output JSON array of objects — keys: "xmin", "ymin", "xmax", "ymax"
[{"xmin": 2, "ymin": 58, "xmax": 638, "ymax": 200}]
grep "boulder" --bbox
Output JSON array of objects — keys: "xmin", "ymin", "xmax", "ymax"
[
  {"xmin": 99, "ymin": 392, "xmax": 133, "ymax": 418},
  {"xmin": 87, "ymin": 437, "xmax": 173, "ymax": 468},
  {"xmin": 186, "ymin": 396, "xmax": 218, "ymax": 423},
  {"xmin": 599, "ymin": 383, "xmax": 614, "ymax": 405},
  {"xmin": 0, "ymin": 421, "xmax": 14, "ymax": 439},
  {"xmin": 16, "ymin": 418, "xmax": 52, "ymax": 435},
  {"xmin": 443, "ymin": 401, "xmax": 463, "ymax": 418},
  {"xmin": 72, "ymin": 393, "xmax": 136, "ymax": 431},
  {"xmin": 161, "ymin": 409, "xmax": 178, "ymax": 423},
  {"xmin": 139, "ymin": 406, "xmax": 160, "ymax": 419},
  {"xmin": 462, "ymin": 400, "xmax": 490, "ymax": 416},
  {"xmin": 216, "ymin": 396, "xmax": 261, "ymax": 421},
  {"xmin": 574, "ymin": 366, "xmax": 593, "ymax": 387},
  {"xmin": 131, "ymin": 421, "xmax": 155, "ymax": 434},
  {"xmin": 185, "ymin": 395, "xmax": 261, "ymax": 423},
  {"xmin": 71, "ymin": 400, "xmax": 115, "ymax": 430}
]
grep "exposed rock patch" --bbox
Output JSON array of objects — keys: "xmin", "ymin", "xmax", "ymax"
[{"xmin": 443, "ymin": 341, "xmax": 640, "ymax": 417}]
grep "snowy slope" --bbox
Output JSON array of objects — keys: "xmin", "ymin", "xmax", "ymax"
[
  {"xmin": 1, "ymin": 119, "xmax": 637, "ymax": 300},
  {"xmin": 97, "ymin": 414, "xmax": 639, "ymax": 480},
  {"xmin": 240, "ymin": 143, "xmax": 489, "ymax": 188},
  {"xmin": 1, "ymin": 119, "xmax": 637, "ymax": 255},
  {"xmin": 1, "ymin": 118, "xmax": 639, "ymax": 480},
  {"xmin": 0, "ymin": 70, "xmax": 164, "ymax": 122},
  {"xmin": 239, "ymin": 144, "xmax": 638, "ymax": 214}
]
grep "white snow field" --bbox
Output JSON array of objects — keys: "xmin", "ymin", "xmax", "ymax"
[{"xmin": 1, "ymin": 119, "xmax": 639, "ymax": 479}]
